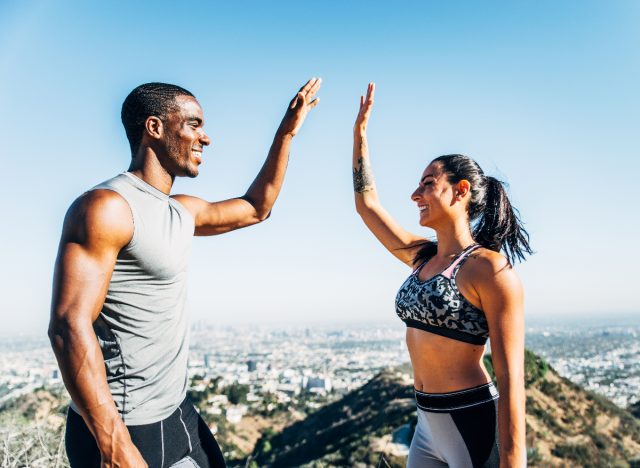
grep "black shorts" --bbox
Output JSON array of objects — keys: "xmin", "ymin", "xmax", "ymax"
[{"xmin": 65, "ymin": 396, "xmax": 226, "ymax": 467}]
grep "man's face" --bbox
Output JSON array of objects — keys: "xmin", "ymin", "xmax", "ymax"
[{"xmin": 160, "ymin": 95, "xmax": 211, "ymax": 178}]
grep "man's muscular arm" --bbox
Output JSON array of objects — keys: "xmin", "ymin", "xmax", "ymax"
[
  {"xmin": 48, "ymin": 190, "xmax": 147, "ymax": 468},
  {"xmin": 173, "ymin": 78, "xmax": 321, "ymax": 236}
]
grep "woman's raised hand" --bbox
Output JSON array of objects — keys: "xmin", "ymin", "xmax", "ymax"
[{"xmin": 354, "ymin": 82, "xmax": 375, "ymax": 134}]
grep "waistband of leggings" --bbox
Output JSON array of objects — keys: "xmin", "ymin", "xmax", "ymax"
[
  {"xmin": 414, "ymin": 382, "xmax": 499, "ymax": 412},
  {"xmin": 70, "ymin": 395, "xmax": 194, "ymax": 427}
]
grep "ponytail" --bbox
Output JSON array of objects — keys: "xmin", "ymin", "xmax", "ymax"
[
  {"xmin": 474, "ymin": 176, "xmax": 532, "ymax": 265},
  {"xmin": 413, "ymin": 154, "xmax": 532, "ymax": 266}
]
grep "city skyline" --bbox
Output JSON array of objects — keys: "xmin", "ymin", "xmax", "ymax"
[
  {"xmin": 1, "ymin": 1, "xmax": 639, "ymax": 333},
  {"xmin": 2, "ymin": 319, "xmax": 638, "ymax": 410}
]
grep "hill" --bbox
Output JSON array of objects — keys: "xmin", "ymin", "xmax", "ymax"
[
  {"xmin": 252, "ymin": 368, "xmax": 414, "ymax": 467},
  {"xmin": 252, "ymin": 351, "xmax": 640, "ymax": 467},
  {"xmin": 0, "ymin": 386, "xmax": 69, "ymax": 467},
  {"xmin": 1, "ymin": 351, "xmax": 639, "ymax": 467}
]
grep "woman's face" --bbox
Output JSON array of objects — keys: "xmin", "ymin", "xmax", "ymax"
[{"xmin": 411, "ymin": 162, "xmax": 463, "ymax": 228}]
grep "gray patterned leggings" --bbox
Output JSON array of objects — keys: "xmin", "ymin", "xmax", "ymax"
[{"xmin": 407, "ymin": 382, "xmax": 501, "ymax": 468}]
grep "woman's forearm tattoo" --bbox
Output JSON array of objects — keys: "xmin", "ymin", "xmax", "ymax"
[{"xmin": 353, "ymin": 156, "xmax": 375, "ymax": 193}]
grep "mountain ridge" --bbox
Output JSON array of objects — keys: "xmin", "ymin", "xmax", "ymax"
[
  {"xmin": 1, "ymin": 351, "xmax": 639, "ymax": 467},
  {"xmin": 251, "ymin": 351, "xmax": 640, "ymax": 467}
]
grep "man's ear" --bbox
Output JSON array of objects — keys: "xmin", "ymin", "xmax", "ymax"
[
  {"xmin": 144, "ymin": 116, "xmax": 163, "ymax": 140},
  {"xmin": 456, "ymin": 179, "xmax": 471, "ymax": 199}
]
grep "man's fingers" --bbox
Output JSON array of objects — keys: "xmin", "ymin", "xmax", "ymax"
[
  {"xmin": 298, "ymin": 78, "xmax": 317, "ymax": 95},
  {"xmin": 294, "ymin": 78, "xmax": 321, "ymax": 110},
  {"xmin": 308, "ymin": 97, "xmax": 320, "ymax": 109},
  {"xmin": 290, "ymin": 93, "xmax": 302, "ymax": 110},
  {"xmin": 306, "ymin": 78, "xmax": 322, "ymax": 98}
]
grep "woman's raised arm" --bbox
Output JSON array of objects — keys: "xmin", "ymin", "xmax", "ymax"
[{"xmin": 353, "ymin": 83, "xmax": 427, "ymax": 267}]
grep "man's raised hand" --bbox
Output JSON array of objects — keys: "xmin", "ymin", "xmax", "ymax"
[{"xmin": 278, "ymin": 77, "xmax": 322, "ymax": 137}]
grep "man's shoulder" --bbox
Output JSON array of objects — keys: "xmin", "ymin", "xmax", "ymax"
[
  {"xmin": 71, "ymin": 172, "xmax": 131, "ymax": 213},
  {"xmin": 74, "ymin": 187, "xmax": 129, "ymax": 213},
  {"xmin": 63, "ymin": 187, "xmax": 133, "ymax": 247}
]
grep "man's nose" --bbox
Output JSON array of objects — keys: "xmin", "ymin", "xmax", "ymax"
[{"xmin": 200, "ymin": 132, "xmax": 211, "ymax": 146}]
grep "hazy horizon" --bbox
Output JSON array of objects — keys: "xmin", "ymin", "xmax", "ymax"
[{"xmin": 3, "ymin": 310, "xmax": 638, "ymax": 336}]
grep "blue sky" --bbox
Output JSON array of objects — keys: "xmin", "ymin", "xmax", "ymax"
[{"xmin": 1, "ymin": 1, "xmax": 638, "ymax": 333}]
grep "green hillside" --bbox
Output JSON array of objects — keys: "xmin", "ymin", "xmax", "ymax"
[
  {"xmin": 252, "ymin": 368, "xmax": 414, "ymax": 467},
  {"xmin": 252, "ymin": 351, "xmax": 640, "ymax": 467},
  {"xmin": 1, "ymin": 351, "xmax": 639, "ymax": 467}
]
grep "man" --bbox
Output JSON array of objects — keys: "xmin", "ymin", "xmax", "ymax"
[{"xmin": 48, "ymin": 78, "xmax": 321, "ymax": 467}]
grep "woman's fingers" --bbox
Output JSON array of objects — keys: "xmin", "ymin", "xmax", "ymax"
[
  {"xmin": 356, "ymin": 83, "xmax": 376, "ymax": 129},
  {"xmin": 366, "ymin": 82, "xmax": 375, "ymax": 104}
]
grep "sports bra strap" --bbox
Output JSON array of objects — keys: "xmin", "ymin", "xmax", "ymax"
[{"xmin": 441, "ymin": 244, "xmax": 480, "ymax": 279}]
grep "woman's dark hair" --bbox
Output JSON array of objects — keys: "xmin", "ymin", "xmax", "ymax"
[
  {"xmin": 121, "ymin": 82, "xmax": 195, "ymax": 154},
  {"xmin": 414, "ymin": 154, "xmax": 532, "ymax": 266}
]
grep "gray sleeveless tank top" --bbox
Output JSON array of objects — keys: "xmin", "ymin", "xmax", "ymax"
[{"xmin": 71, "ymin": 172, "xmax": 195, "ymax": 425}]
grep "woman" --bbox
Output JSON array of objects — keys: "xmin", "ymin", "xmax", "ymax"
[{"xmin": 353, "ymin": 83, "xmax": 531, "ymax": 468}]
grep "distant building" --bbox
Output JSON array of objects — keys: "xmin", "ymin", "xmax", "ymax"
[
  {"xmin": 226, "ymin": 404, "xmax": 247, "ymax": 424},
  {"xmin": 247, "ymin": 360, "xmax": 257, "ymax": 372},
  {"xmin": 207, "ymin": 394, "xmax": 229, "ymax": 405},
  {"xmin": 277, "ymin": 383, "xmax": 301, "ymax": 396},
  {"xmin": 306, "ymin": 376, "xmax": 332, "ymax": 393}
]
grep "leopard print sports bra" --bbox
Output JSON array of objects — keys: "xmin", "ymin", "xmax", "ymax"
[{"xmin": 395, "ymin": 243, "xmax": 489, "ymax": 345}]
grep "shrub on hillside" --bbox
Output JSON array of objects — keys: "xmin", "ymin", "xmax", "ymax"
[
  {"xmin": 524, "ymin": 349, "xmax": 548, "ymax": 387},
  {"xmin": 224, "ymin": 383, "xmax": 250, "ymax": 405},
  {"xmin": 0, "ymin": 415, "xmax": 68, "ymax": 467},
  {"xmin": 484, "ymin": 349, "xmax": 548, "ymax": 388}
]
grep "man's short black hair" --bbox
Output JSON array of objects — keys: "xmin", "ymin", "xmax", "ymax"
[{"xmin": 121, "ymin": 82, "xmax": 195, "ymax": 154}]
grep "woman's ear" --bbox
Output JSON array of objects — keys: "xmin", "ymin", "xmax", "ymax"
[{"xmin": 456, "ymin": 179, "xmax": 471, "ymax": 199}]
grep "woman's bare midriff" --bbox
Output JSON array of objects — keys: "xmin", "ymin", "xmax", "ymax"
[{"xmin": 407, "ymin": 327, "xmax": 491, "ymax": 393}]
